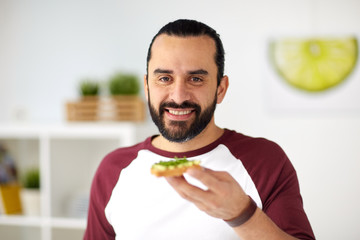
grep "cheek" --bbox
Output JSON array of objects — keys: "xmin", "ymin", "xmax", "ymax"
[
  {"xmin": 148, "ymin": 87, "xmax": 166, "ymax": 106},
  {"xmin": 200, "ymin": 89, "xmax": 217, "ymax": 105}
]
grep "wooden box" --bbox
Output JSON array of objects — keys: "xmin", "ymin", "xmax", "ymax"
[{"xmin": 66, "ymin": 96, "xmax": 146, "ymax": 122}]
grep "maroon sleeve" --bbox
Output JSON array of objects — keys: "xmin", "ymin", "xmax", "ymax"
[
  {"xmin": 262, "ymin": 154, "xmax": 315, "ymax": 240},
  {"xmin": 83, "ymin": 161, "xmax": 116, "ymax": 239},
  {"xmin": 223, "ymin": 131, "xmax": 315, "ymax": 239},
  {"xmin": 83, "ymin": 143, "xmax": 143, "ymax": 239}
]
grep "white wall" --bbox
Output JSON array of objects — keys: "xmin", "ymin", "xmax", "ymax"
[{"xmin": 1, "ymin": 0, "xmax": 360, "ymax": 239}]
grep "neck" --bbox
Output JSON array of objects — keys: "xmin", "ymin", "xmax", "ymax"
[{"xmin": 151, "ymin": 120, "xmax": 224, "ymax": 152}]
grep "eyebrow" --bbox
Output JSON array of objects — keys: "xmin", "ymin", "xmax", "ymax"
[
  {"xmin": 153, "ymin": 68, "xmax": 173, "ymax": 74},
  {"xmin": 153, "ymin": 68, "xmax": 208, "ymax": 75},
  {"xmin": 188, "ymin": 69, "xmax": 208, "ymax": 75}
]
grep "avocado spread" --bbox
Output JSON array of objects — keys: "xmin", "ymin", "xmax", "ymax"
[{"xmin": 152, "ymin": 157, "xmax": 200, "ymax": 170}]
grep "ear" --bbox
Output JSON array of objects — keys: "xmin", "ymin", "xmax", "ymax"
[
  {"xmin": 216, "ymin": 75, "xmax": 229, "ymax": 104},
  {"xmin": 144, "ymin": 74, "xmax": 149, "ymax": 102}
]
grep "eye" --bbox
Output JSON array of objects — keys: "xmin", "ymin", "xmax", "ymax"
[
  {"xmin": 159, "ymin": 76, "xmax": 171, "ymax": 82},
  {"xmin": 190, "ymin": 76, "xmax": 203, "ymax": 84}
]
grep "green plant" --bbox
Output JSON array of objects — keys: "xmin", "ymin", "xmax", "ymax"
[
  {"xmin": 109, "ymin": 73, "xmax": 140, "ymax": 95},
  {"xmin": 22, "ymin": 168, "xmax": 40, "ymax": 189},
  {"xmin": 79, "ymin": 79, "xmax": 100, "ymax": 96}
]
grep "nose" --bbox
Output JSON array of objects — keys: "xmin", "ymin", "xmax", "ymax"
[{"xmin": 169, "ymin": 79, "xmax": 191, "ymax": 104}]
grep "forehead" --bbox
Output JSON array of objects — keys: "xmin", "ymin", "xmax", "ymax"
[
  {"xmin": 149, "ymin": 34, "xmax": 217, "ymax": 71},
  {"xmin": 152, "ymin": 34, "xmax": 216, "ymax": 51}
]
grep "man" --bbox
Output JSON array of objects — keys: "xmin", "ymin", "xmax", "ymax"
[{"xmin": 84, "ymin": 19, "xmax": 315, "ymax": 239}]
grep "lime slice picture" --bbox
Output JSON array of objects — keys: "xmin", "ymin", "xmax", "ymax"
[{"xmin": 270, "ymin": 37, "xmax": 358, "ymax": 92}]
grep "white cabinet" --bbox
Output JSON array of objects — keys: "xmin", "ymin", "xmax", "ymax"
[{"xmin": 0, "ymin": 123, "xmax": 156, "ymax": 239}]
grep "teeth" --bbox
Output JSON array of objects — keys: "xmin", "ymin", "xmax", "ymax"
[{"xmin": 169, "ymin": 110, "xmax": 192, "ymax": 115}]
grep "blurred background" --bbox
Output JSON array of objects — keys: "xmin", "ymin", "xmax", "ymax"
[{"xmin": 1, "ymin": 0, "xmax": 360, "ymax": 239}]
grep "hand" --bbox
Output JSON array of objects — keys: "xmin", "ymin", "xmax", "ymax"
[{"xmin": 165, "ymin": 167, "xmax": 251, "ymax": 221}]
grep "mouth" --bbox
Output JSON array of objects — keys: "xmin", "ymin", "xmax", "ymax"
[
  {"xmin": 165, "ymin": 108, "xmax": 195, "ymax": 120},
  {"xmin": 167, "ymin": 109, "xmax": 193, "ymax": 115},
  {"xmin": 159, "ymin": 101, "xmax": 200, "ymax": 121}
]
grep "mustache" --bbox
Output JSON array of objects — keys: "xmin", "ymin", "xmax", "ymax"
[{"xmin": 159, "ymin": 101, "xmax": 201, "ymax": 112}]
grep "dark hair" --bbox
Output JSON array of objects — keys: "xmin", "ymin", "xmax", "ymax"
[{"xmin": 146, "ymin": 19, "xmax": 225, "ymax": 86}]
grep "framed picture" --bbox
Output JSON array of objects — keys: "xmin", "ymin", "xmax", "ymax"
[{"xmin": 263, "ymin": 35, "xmax": 360, "ymax": 114}]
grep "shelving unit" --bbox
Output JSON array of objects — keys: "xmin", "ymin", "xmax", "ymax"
[{"xmin": 0, "ymin": 123, "xmax": 156, "ymax": 240}]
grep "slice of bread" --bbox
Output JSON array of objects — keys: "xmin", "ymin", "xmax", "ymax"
[{"xmin": 151, "ymin": 158, "xmax": 201, "ymax": 177}]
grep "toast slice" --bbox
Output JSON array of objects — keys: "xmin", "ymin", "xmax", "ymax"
[{"xmin": 151, "ymin": 157, "xmax": 201, "ymax": 177}]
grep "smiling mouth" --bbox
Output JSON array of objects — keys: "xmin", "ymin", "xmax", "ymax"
[
  {"xmin": 160, "ymin": 101, "xmax": 200, "ymax": 119},
  {"xmin": 167, "ymin": 109, "xmax": 193, "ymax": 115}
]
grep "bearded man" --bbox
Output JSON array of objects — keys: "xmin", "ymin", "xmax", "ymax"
[{"xmin": 84, "ymin": 19, "xmax": 315, "ymax": 240}]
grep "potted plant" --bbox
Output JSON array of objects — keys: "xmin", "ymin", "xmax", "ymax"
[
  {"xmin": 79, "ymin": 79, "xmax": 100, "ymax": 99},
  {"xmin": 108, "ymin": 73, "xmax": 144, "ymax": 121},
  {"xmin": 109, "ymin": 73, "xmax": 140, "ymax": 96},
  {"xmin": 0, "ymin": 145, "xmax": 22, "ymax": 215},
  {"xmin": 66, "ymin": 79, "xmax": 101, "ymax": 121},
  {"xmin": 21, "ymin": 168, "xmax": 40, "ymax": 216}
]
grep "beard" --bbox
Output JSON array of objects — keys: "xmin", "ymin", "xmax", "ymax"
[{"xmin": 148, "ymin": 94, "xmax": 217, "ymax": 143}]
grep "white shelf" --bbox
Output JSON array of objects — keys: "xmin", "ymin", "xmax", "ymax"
[
  {"xmin": 0, "ymin": 215, "xmax": 85, "ymax": 229},
  {"xmin": 50, "ymin": 217, "xmax": 86, "ymax": 229},
  {"xmin": 0, "ymin": 215, "xmax": 42, "ymax": 227},
  {"xmin": 0, "ymin": 122, "xmax": 137, "ymax": 136},
  {"xmin": 0, "ymin": 122, "xmax": 156, "ymax": 240}
]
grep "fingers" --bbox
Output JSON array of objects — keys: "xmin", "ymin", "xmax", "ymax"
[
  {"xmin": 165, "ymin": 175, "xmax": 220, "ymax": 214},
  {"xmin": 193, "ymin": 167, "xmax": 229, "ymax": 180},
  {"xmin": 186, "ymin": 167, "xmax": 235, "ymax": 194},
  {"xmin": 165, "ymin": 176, "xmax": 209, "ymax": 206},
  {"xmin": 165, "ymin": 168, "xmax": 249, "ymax": 220}
]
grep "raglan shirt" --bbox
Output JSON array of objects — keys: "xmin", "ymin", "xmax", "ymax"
[{"xmin": 84, "ymin": 129, "xmax": 315, "ymax": 240}]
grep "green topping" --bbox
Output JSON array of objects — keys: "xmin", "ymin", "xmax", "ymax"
[{"xmin": 152, "ymin": 157, "xmax": 200, "ymax": 169}]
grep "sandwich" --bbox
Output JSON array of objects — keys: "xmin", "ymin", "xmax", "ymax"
[{"xmin": 151, "ymin": 157, "xmax": 201, "ymax": 177}]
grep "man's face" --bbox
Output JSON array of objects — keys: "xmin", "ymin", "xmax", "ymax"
[{"xmin": 145, "ymin": 34, "xmax": 220, "ymax": 143}]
